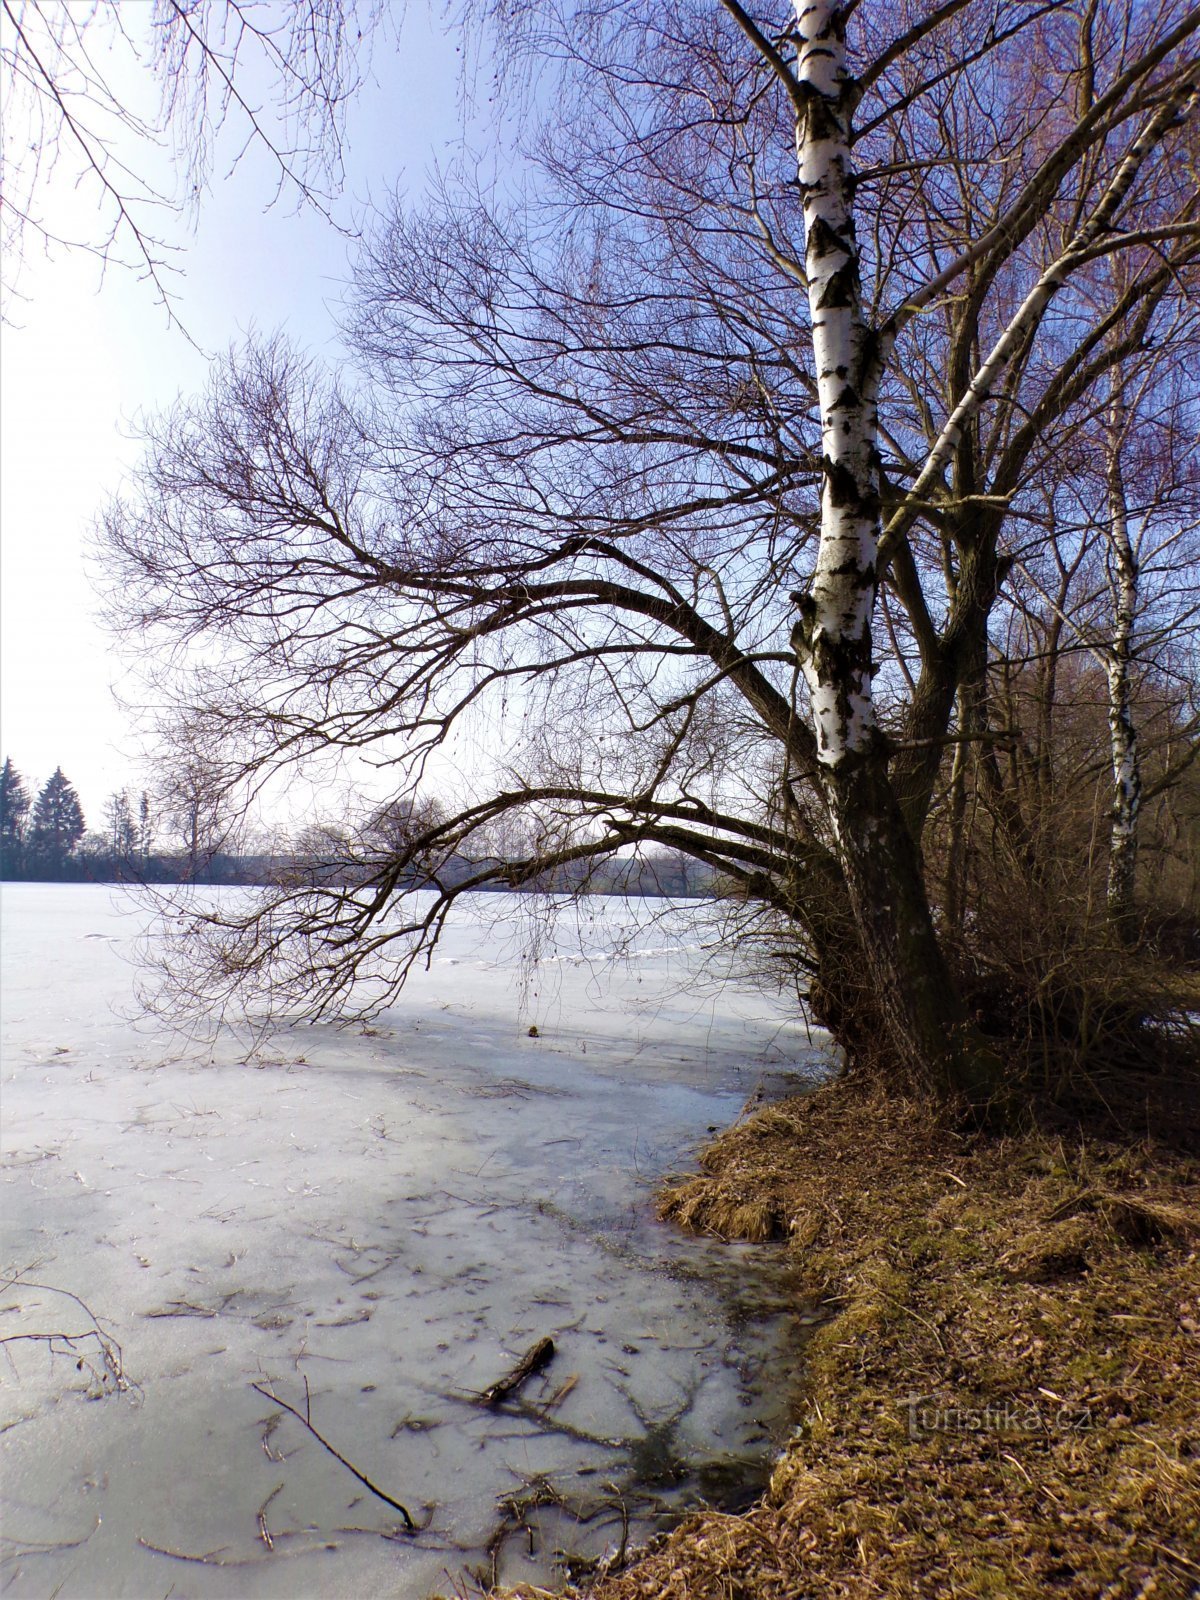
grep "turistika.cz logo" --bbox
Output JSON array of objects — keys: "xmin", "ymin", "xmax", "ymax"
[{"xmin": 904, "ymin": 1394, "xmax": 1094, "ymax": 1439}]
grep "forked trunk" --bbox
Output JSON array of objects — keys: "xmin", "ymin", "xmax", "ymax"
[{"xmin": 790, "ymin": 0, "xmax": 1005, "ymax": 1105}]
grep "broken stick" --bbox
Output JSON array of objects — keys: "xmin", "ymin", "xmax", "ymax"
[
  {"xmin": 478, "ymin": 1336, "xmax": 555, "ymax": 1407},
  {"xmin": 250, "ymin": 1379, "xmax": 418, "ymax": 1532}
]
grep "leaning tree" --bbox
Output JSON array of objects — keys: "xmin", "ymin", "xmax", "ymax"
[{"xmin": 103, "ymin": 0, "xmax": 1200, "ymax": 1104}]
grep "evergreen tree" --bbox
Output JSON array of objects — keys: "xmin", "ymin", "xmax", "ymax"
[
  {"xmin": 28, "ymin": 768, "xmax": 86, "ymax": 876},
  {"xmin": 0, "ymin": 757, "xmax": 31, "ymax": 877}
]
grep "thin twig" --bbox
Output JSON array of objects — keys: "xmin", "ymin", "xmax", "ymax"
[
  {"xmin": 136, "ymin": 1534, "xmax": 338, "ymax": 1568},
  {"xmin": 1147, "ymin": 1539, "xmax": 1200, "ymax": 1575},
  {"xmin": 250, "ymin": 1381, "xmax": 418, "ymax": 1531},
  {"xmin": 0, "ymin": 1517, "xmax": 100, "ymax": 1561},
  {"xmin": 136, "ymin": 1538, "xmax": 235, "ymax": 1566},
  {"xmin": 257, "ymin": 1482, "xmax": 284, "ymax": 1551}
]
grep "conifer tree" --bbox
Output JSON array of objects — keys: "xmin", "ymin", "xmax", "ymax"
[
  {"xmin": 0, "ymin": 757, "xmax": 31, "ymax": 877},
  {"xmin": 28, "ymin": 768, "xmax": 86, "ymax": 876}
]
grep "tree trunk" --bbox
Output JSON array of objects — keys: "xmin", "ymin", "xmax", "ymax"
[
  {"xmin": 1104, "ymin": 393, "xmax": 1141, "ymax": 939},
  {"xmin": 789, "ymin": 0, "xmax": 1006, "ymax": 1106},
  {"xmin": 791, "ymin": 851, "xmax": 887, "ymax": 1077},
  {"xmin": 825, "ymin": 752, "xmax": 1005, "ymax": 1103},
  {"xmin": 943, "ymin": 684, "xmax": 973, "ymax": 937}
]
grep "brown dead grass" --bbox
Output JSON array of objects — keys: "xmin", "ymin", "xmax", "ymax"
[
  {"xmin": 586, "ymin": 1085, "xmax": 1200, "ymax": 1600},
  {"xmin": 657, "ymin": 1177, "xmax": 785, "ymax": 1242}
]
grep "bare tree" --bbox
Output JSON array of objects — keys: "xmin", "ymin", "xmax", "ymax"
[
  {"xmin": 102, "ymin": 1, "xmax": 1200, "ymax": 1103},
  {"xmin": 138, "ymin": 789, "xmax": 154, "ymax": 860},
  {"xmin": 1095, "ymin": 370, "xmax": 1200, "ymax": 933},
  {"xmin": 990, "ymin": 335, "xmax": 1200, "ymax": 944},
  {"xmin": 105, "ymin": 788, "xmax": 138, "ymax": 862},
  {"xmin": 153, "ymin": 732, "xmax": 243, "ymax": 878}
]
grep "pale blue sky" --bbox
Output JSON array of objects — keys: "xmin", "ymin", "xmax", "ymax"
[{"xmin": 1, "ymin": 4, "xmax": 479, "ymax": 831}]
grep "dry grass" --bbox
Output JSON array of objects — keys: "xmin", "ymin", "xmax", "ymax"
[
  {"xmin": 657, "ymin": 1177, "xmax": 785, "ymax": 1243},
  {"xmin": 587, "ymin": 1086, "xmax": 1200, "ymax": 1600}
]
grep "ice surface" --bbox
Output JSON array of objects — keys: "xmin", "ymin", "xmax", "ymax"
[{"xmin": 0, "ymin": 885, "xmax": 827, "ymax": 1597}]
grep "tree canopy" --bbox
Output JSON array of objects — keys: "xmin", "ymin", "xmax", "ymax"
[
  {"xmin": 98, "ymin": 0, "xmax": 1200, "ymax": 1105},
  {"xmin": 1, "ymin": 0, "xmax": 367, "ymax": 320}
]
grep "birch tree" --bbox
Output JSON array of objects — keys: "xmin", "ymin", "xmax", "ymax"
[
  {"xmin": 996, "ymin": 352, "xmax": 1200, "ymax": 944},
  {"xmin": 717, "ymin": 0, "xmax": 1199, "ymax": 1093},
  {"xmin": 1104, "ymin": 384, "xmax": 1149, "ymax": 933},
  {"xmin": 1096, "ymin": 377, "xmax": 1200, "ymax": 935}
]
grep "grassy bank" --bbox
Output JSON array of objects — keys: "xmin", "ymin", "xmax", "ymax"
[{"xmin": 572, "ymin": 1086, "xmax": 1200, "ymax": 1599}]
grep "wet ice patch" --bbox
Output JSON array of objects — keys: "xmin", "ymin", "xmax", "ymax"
[{"xmin": 1, "ymin": 885, "xmax": 824, "ymax": 1596}]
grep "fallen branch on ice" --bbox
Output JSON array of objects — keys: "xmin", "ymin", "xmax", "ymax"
[
  {"xmin": 0, "ymin": 1275, "xmax": 135, "ymax": 1399},
  {"xmin": 477, "ymin": 1336, "xmax": 555, "ymax": 1407},
  {"xmin": 250, "ymin": 1376, "xmax": 419, "ymax": 1531}
]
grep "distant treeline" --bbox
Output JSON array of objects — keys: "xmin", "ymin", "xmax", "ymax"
[
  {"xmin": 2, "ymin": 848, "xmax": 714, "ymax": 897},
  {"xmin": 0, "ymin": 757, "xmax": 714, "ymax": 896},
  {"xmin": 3, "ymin": 846, "xmax": 715, "ymax": 897}
]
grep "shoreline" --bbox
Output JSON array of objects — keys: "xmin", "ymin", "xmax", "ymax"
[{"xmin": 565, "ymin": 1084, "xmax": 1200, "ymax": 1600}]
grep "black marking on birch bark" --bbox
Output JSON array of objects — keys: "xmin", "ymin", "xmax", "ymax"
[
  {"xmin": 797, "ymin": 1, "xmax": 849, "ymax": 43},
  {"xmin": 829, "ymin": 557, "xmax": 875, "ymax": 583},
  {"xmin": 790, "ymin": 593, "xmax": 819, "ymax": 655},
  {"xmin": 821, "ymin": 458, "xmax": 880, "ymax": 521},
  {"xmin": 805, "ymin": 216, "xmax": 849, "ymax": 260},
  {"xmin": 816, "ymin": 263, "xmax": 859, "ymax": 309},
  {"xmin": 856, "ymin": 328, "xmax": 881, "ymax": 391},
  {"xmin": 796, "ymin": 78, "xmax": 842, "ymax": 124},
  {"xmin": 821, "ymin": 457, "xmax": 861, "ymax": 509}
]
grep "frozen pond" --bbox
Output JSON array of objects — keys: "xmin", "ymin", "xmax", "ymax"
[{"xmin": 1, "ymin": 885, "xmax": 824, "ymax": 1598}]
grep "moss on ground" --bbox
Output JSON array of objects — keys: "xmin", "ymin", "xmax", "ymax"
[{"xmin": 572, "ymin": 1087, "xmax": 1200, "ymax": 1599}]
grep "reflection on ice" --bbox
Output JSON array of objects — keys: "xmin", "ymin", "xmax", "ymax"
[{"xmin": 1, "ymin": 886, "xmax": 825, "ymax": 1597}]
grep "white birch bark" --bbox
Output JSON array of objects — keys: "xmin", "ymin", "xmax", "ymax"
[
  {"xmin": 1103, "ymin": 392, "xmax": 1141, "ymax": 928},
  {"xmin": 789, "ymin": 0, "xmax": 880, "ymax": 767}
]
